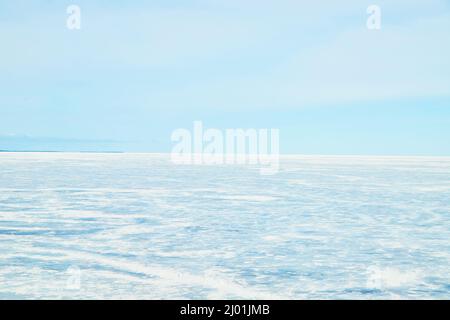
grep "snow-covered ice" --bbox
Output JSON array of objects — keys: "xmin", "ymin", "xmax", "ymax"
[{"xmin": 0, "ymin": 153, "xmax": 449, "ymax": 299}]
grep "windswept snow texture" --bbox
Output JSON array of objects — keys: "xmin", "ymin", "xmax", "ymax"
[{"xmin": 0, "ymin": 153, "xmax": 449, "ymax": 299}]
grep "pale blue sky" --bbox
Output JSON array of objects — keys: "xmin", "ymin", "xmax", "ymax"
[{"xmin": 1, "ymin": 0, "xmax": 450, "ymax": 154}]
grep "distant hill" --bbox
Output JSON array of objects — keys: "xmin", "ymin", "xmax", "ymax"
[{"xmin": 0, "ymin": 135, "xmax": 124, "ymax": 153}]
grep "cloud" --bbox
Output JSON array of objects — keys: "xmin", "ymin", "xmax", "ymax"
[{"xmin": 148, "ymin": 11, "xmax": 450, "ymax": 110}]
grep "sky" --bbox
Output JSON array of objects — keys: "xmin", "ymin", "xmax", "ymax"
[{"xmin": 0, "ymin": 0, "xmax": 449, "ymax": 154}]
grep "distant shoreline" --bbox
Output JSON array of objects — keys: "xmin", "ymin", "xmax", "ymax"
[
  {"xmin": 1, "ymin": 151, "xmax": 450, "ymax": 158},
  {"xmin": 0, "ymin": 150, "xmax": 125, "ymax": 153}
]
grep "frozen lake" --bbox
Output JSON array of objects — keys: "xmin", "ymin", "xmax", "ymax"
[{"xmin": 0, "ymin": 153, "xmax": 449, "ymax": 299}]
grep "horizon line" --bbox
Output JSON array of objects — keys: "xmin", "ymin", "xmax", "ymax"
[{"xmin": 1, "ymin": 151, "xmax": 450, "ymax": 158}]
